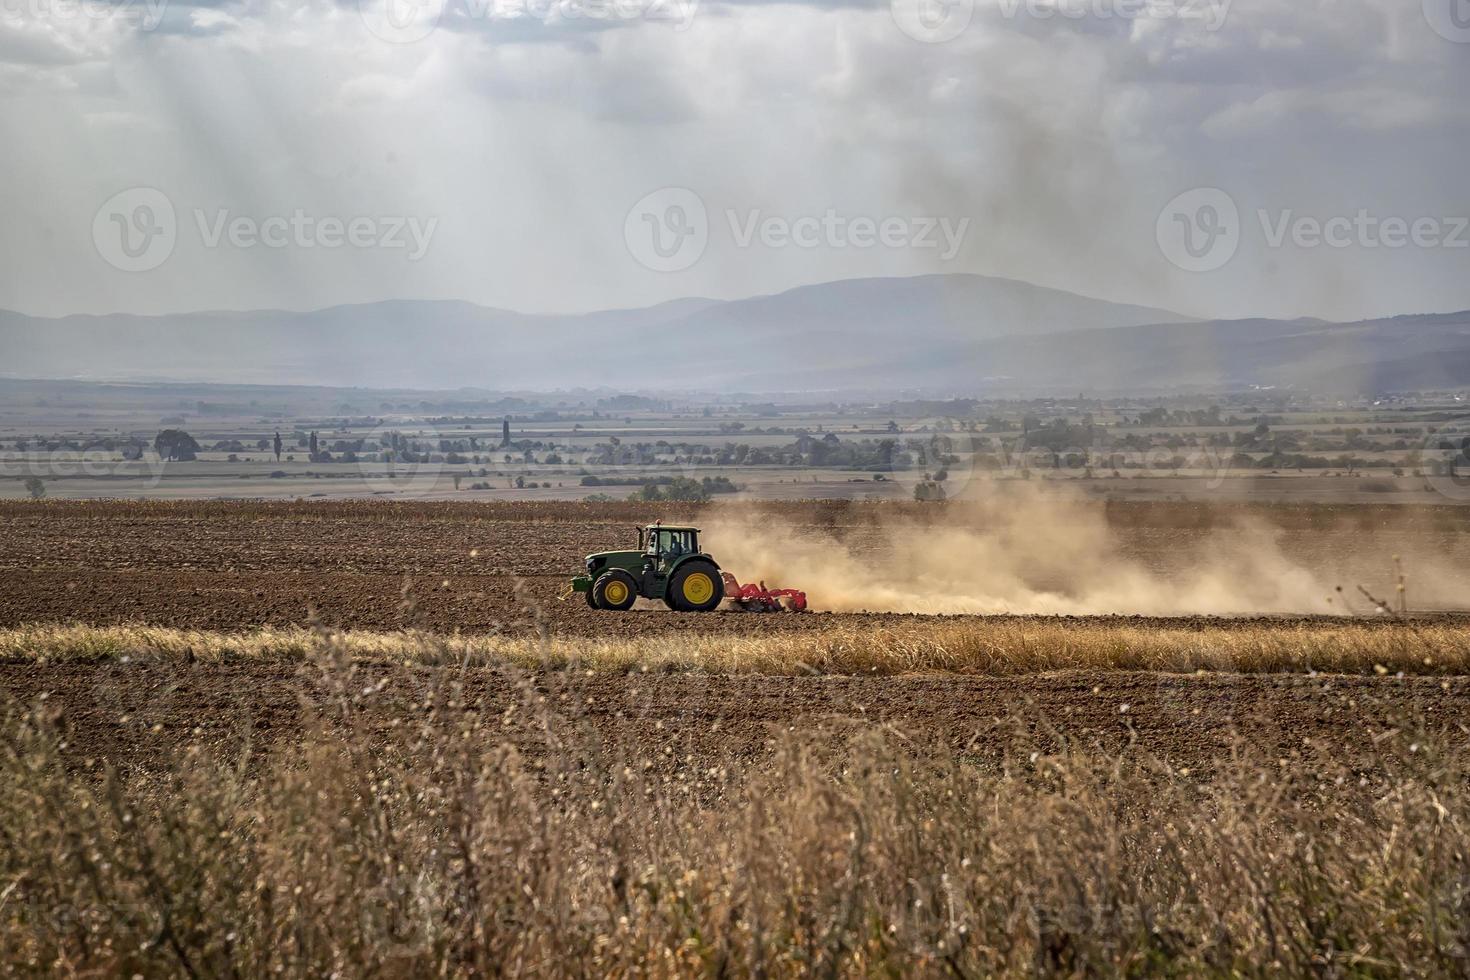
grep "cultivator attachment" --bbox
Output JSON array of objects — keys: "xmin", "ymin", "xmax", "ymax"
[{"xmin": 720, "ymin": 572, "xmax": 808, "ymax": 613}]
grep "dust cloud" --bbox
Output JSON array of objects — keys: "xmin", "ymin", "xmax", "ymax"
[{"xmin": 700, "ymin": 488, "xmax": 1462, "ymax": 616}]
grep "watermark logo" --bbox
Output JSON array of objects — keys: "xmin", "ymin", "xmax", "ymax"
[
  {"xmin": 624, "ymin": 187, "xmax": 708, "ymax": 273},
  {"xmin": 1156, "ymin": 187, "xmax": 1239, "ymax": 273},
  {"xmin": 358, "ymin": 0, "xmax": 446, "ymax": 43},
  {"xmin": 356, "ymin": 423, "xmax": 448, "ymax": 497},
  {"xmin": 1423, "ymin": 0, "xmax": 1470, "ymax": 42},
  {"xmin": 193, "ymin": 209, "xmax": 438, "ymax": 260},
  {"xmin": 891, "ymin": 0, "xmax": 973, "ymax": 42},
  {"xmin": 93, "ymin": 187, "xmax": 177, "ymax": 273},
  {"xmin": 624, "ymin": 187, "xmax": 971, "ymax": 272}
]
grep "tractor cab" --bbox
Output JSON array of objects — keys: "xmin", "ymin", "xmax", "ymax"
[{"xmin": 641, "ymin": 525, "xmax": 701, "ymax": 567}]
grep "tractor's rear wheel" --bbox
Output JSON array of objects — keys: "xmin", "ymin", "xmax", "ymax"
[
  {"xmin": 668, "ymin": 561, "xmax": 724, "ymax": 612},
  {"xmin": 593, "ymin": 570, "xmax": 638, "ymax": 611}
]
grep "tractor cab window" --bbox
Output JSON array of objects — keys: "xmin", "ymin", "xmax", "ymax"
[{"xmin": 648, "ymin": 529, "xmax": 696, "ymax": 561}]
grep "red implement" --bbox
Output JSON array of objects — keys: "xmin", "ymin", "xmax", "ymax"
[{"xmin": 720, "ymin": 572, "xmax": 808, "ymax": 612}]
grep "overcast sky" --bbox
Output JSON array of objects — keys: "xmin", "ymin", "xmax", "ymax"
[{"xmin": 1, "ymin": 0, "xmax": 1467, "ymax": 321}]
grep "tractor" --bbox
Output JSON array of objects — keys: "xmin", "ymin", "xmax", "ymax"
[
  {"xmin": 569, "ymin": 524, "xmax": 725, "ymax": 612},
  {"xmin": 565, "ymin": 523, "xmax": 809, "ymax": 613}
]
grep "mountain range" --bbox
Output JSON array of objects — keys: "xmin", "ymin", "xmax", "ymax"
[{"xmin": 3, "ymin": 274, "xmax": 1468, "ymax": 394}]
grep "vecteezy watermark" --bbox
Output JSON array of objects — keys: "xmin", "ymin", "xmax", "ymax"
[
  {"xmin": 486, "ymin": 0, "xmax": 696, "ymax": 27},
  {"xmin": 727, "ymin": 210, "xmax": 970, "ymax": 259},
  {"xmin": 1157, "ymin": 187, "xmax": 1468, "ymax": 273},
  {"xmin": 995, "ymin": 440, "xmax": 1237, "ymax": 488},
  {"xmin": 93, "ymin": 188, "xmax": 438, "ymax": 272},
  {"xmin": 998, "ymin": 0, "xmax": 1230, "ymax": 28},
  {"xmin": 891, "ymin": 0, "xmax": 1229, "ymax": 43},
  {"xmin": 193, "ymin": 209, "xmax": 437, "ymax": 260},
  {"xmin": 1257, "ymin": 210, "xmax": 1470, "ymax": 250},
  {"xmin": 2, "ymin": 449, "xmax": 174, "ymax": 490},
  {"xmin": 357, "ymin": 0, "xmax": 696, "ymax": 44},
  {"xmin": 624, "ymin": 187, "xmax": 970, "ymax": 272},
  {"xmin": 0, "ymin": 0, "xmax": 167, "ymax": 30},
  {"xmin": 1423, "ymin": 0, "xmax": 1470, "ymax": 43}
]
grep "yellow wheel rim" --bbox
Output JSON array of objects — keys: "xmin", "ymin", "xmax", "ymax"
[
  {"xmin": 604, "ymin": 580, "xmax": 630, "ymax": 605},
  {"xmin": 682, "ymin": 571, "xmax": 715, "ymax": 605}
]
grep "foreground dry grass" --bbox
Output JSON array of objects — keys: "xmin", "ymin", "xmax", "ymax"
[
  {"xmin": 1, "ymin": 637, "xmax": 1468, "ymax": 977},
  {"xmin": 3, "ymin": 617, "xmax": 1468, "ymax": 675}
]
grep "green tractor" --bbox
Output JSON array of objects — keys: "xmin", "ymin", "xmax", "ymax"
[{"xmin": 567, "ymin": 523, "xmax": 725, "ymax": 612}]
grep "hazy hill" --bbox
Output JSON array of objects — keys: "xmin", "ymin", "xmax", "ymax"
[
  {"xmin": 921, "ymin": 311, "xmax": 1470, "ymax": 394},
  {"xmin": 5, "ymin": 274, "xmax": 1468, "ymax": 393},
  {"xmin": 0, "ymin": 275, "xmax": 1186, "ymax": 390}
]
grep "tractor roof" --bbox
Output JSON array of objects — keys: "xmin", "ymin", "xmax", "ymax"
[{"xmin": 646, "ymin": 523, "xmax": 700, "ymax": 532}]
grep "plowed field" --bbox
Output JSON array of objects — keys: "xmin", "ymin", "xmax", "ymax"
[{"xmin": 3, "ymin": 499, "xmax": 1468, "ymax": 773}]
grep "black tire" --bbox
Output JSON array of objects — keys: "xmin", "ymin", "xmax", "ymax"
[
  {"xmin": 667, "ymin": 561, "xmax": 724, "ymax": 613},
  {"xmin": 593, "ymin": 569, "xmax": 638, "ymax": 611},
  {"xmin": 585, "ymin": 586, "xmax": 601, "ymax": 610}
]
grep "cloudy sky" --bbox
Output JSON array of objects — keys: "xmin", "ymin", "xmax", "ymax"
[{"xmin": 1, "ymin": 0, "xmax": 1467, "ymax": 322}]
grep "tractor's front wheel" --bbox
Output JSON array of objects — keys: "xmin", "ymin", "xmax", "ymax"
[
  {"xmin": 585, "ymin": 586, "xmax": 601, "ymax": 610},
  {"xmin": 593, "ymin": 570, "xmax": 638, "ymax": 611},
  {"xmin": 668, "ymin": 561, "xmax": 724, "ymax": 612}
]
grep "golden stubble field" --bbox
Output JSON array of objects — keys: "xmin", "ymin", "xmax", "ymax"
[{"xmin": 2, "ymin": 497, "xmax": 1469, "ymax": 975}]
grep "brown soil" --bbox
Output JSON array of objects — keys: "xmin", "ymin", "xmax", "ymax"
[
  {"xmin": 3, "ymin": 499, "xmax": 1468, "ymax": 776},
  {"xmin": 5, "ymin": 657, "xmax": 1467, "ymax": 780},
  {"xmin": 3, "ymin": 498, "xmax": 1468, "ymax": 633}
]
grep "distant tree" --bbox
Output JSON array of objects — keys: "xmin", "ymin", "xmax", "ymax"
[
  {"xmin": 23, "ymin": 477, "xmax": 45, "ymax": 499},
  {"xmin": 273, "ymin": 431, "xmax": 283, "ymax": 462},
  {"xmin": 913, "ymin": 480, "xmax": 946, "ymax": 502},
  {"xmin": 637, "ymin": 477, "xmax": 709, "ymax": 503},
  {"xmin": 308, "ymin": 431, "xmax": 319, "ymax": 457},
  {"xmin": 452, "ymin": 474, "xmax": 463, "ymax": 491},
  {"xmin": 154, "ymin": 429, "xmax": 200, "ymax": 461},
  {"xmin": 501, "ymin": 420, "xmax": 511, "ymax": 447}
]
